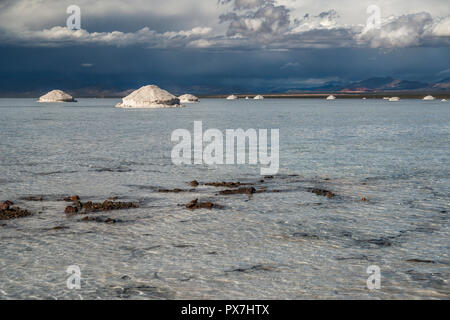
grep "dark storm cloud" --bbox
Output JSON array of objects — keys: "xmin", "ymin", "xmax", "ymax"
[{"xmin": 1, "ymin": 45, "xmax": 449, "ymax": 95}]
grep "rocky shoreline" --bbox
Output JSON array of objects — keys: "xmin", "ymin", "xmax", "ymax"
[{"xmin": 1, "ymin": 175, "xmax": 348, "ymax": 223}]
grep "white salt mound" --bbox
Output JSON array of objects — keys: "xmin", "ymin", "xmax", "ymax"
[
  {"xmin": 227, "ymin": 95, "xmax": 238, "ymax": 100},
  {"xmin": 38, "ymin": 90, "xmax": 76, "ymax": 102},
  {"xmin": 442, "ymin": 99, "xmax": 447, "ymax": 102},
  {"xmin": 179, "ymin": 94, "xmax": 199, "ymax": 103},
  {"xmin": 116, "ymin": 85, "xmax": 182, "ymax": 108},
  {"xmin": 254, "ymin": 95, "xmax": 264, "ymax": 100},
  {"xmin": 326, "ymin": 95, "xmax": 336, "ymax": 100},
  {"xmin": 423, "ymin": 95, "xmax": 435, "ymax": 100},
  {"xmin": 389, "ymin": 97, "xmax": 400, "ymax": 101}
]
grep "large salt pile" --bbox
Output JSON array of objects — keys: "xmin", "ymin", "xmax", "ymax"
[
  {"xmin": 389, "ymin": 97, "xmax": 400, "ymax": 101},
  {"xmin": 423, "ymin": 95, "xmax": 435, "ymax": 100},
  {"xmin": 116, "ymin": 85, "xmax": 182, "ymax": 108},
  {"xmin": 179, "ymin": 94, "xmax": 199, "ymax": 103},
  {"xmin": 38, "ymin": 90, "xmax": 76, "ymax": 102},
  {"xmin": 226, "ymin": 95, "xmax": 238, "ymax": 100},
  {"xmin": 326, "ymin": 95, "xmax": 336, "ymax": 100},
  {"xmin": 254, "ymin": 95, "xmax": 264, "ymax": 100}
]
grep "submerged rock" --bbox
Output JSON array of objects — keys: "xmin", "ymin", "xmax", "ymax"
[
  {"xmin": 158, "ymin": 188, "xmax": 186, "ymax": 193},
  {"xmin": 406, "ymin": 259, "xmax": 435, "ymax": 264},
  {"xmin": 81, "ymin": 200, "xmax": 139, "ymax": 213},
  {"xmin": 38, "ymin": 90, "xmax": 76, "ymax": 102},
  {"xmin": 189, "ymin": 180, "xmax": 199, "ymax": 187},
  {"xmin": 64, "ymin": 195, "xmax": 80, "ymax": 202},
  {"xmin": 219, "ymin": 187, "xmax": 256, "ymax": 195},
  {"xmin": 65, "ymin": 206, "xmax": 78, "ymax": 215},
  {"xmin": 116, "ymin": 85, "xmax": 183, "ymax": 108},
  {"xmin": 185, "ymin": 198, "xmax": 222, "ymax": 210},
  {"xmin": 205, "ymin": 181, "xmax": 253, "ymax": 188},
  {"xmin": 307, "ymin": 188, "xmax": 335, "ymax": 198},
  {"xmin": 81, "ymin": 216, "xmax": 119, "ymax": 224},
  {"xmin": 179, "ymin": 94, "xmax": 199, "ymax": 103},
  {"xmin": 1, "ymin": 201, "xmax": 32, "ymax": 220},
  {"xmin": 0, "ymin": 200, "xmax": 13, "ymax": 211},
  {"xmin": 63, "ymin": 196, "xmax": 139, "ymax": 214}
]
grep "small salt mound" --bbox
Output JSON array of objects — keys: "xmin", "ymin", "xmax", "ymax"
[
  {"xmin": 38, "ymin": 90, "xmax": 76, "ymax": 102},
  {"xmin": 423, "ymin": 95, "xmax": 435, "ymax": 100},
  {"xmin": 254, "ymin": 95, "xmax": 264, "ymax": 100},
  {"xmin": 442, "ymin": 99, "xmax": 447, "ymax": 102},
  {"xmin": 326, "ymin": 95, "xmax": 336, "ymax": 100},
  {"xmin": 227, "ymin": 95, "xmax": 238, "ymax": 100},
  {"xmin": 389, "ymin": 97, "xmax": 400, "ymax": 101},
  {"xmin": 179, "ymin": 94, "xmax": 199, "ymax": 103},
  {"xmin": 116, "ymin": 85, "xmax": 182, "ymax": 108},
  {"xmin": 245, "ymin": 96, "xmax": 249, "ymax": 100}
]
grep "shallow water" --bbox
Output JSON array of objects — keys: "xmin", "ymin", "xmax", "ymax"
[{"xmin": 0, "ymin": 98, "xmax": 449, "ymax": 299}]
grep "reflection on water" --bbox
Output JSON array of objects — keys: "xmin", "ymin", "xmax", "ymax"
[{"xmin": 0, "ymin": 98, "xmax": 449, "ymax": 299}]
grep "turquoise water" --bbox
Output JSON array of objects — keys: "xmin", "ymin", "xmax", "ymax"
[{"xmin": 0, "ymin": 98, "xmax": 449, "ymax": 299}]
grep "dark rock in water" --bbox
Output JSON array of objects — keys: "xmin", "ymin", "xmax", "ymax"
[
  {"xmin": 356, "ymin": 238, "xmax": 393, "ymax": 248},
  {"xmin": 52, "ymin": 226, "xmax": 69, "ymax": 230},
  {"xmin": 226, "ymin": 264, "xmax": 276, "ymax": 273},
  {"xmin": 158, "ymin": 188, "xmax": 186, "ymax": 193},
  {"xmin": 20, "ymin": 196, "xmax": 44, "ymax": 201},
  {"xmin": 121, "ymin": 275, "xmax": 131, "ymax": 280},
  {"xmin": 264, "ymin": 175, "xmax": 274, "ymax": 179},
  {"xmin": 0, "ymin": 204, "xmax": 32, "ymax": 221},
  {"xmin": 65, "ymin": 206, "xmax": 78, "ymax": 215},
  {"xmin": 292, "ymin": 232, "xmax": 320, "ymax": 239},
  {"xmin": 81, "ymin": 216, "xmax": 120, "ymax": 224},
  {"xmin": 189, "ymin": 180, "xmax": 199, "ymax": 187},
  {"xmin": 406, "ymin": 259, "xmax": 435, "ymax": 264},
  {"xmin": 220, "ymin": 187, "xmax": 256, "ymax": 195},
  {"xmin": 205, "ymin": 181, "xmax": 253, "ymax": 188},
  {"xmin": 80, "ymin": 200, "xmax": 139, "ymax": 213},
  {"xmin": 105, "ymin": 218, "xmax": 117, "ymax": 224},
  {"xmin": 1, "ymin": 200, "xmax": 14, "ymax": 210},
  {"xmin": 64, "ymin": 195, "xmax": 80, "ymax": 202},
  {"xmin": 307, "ymin": 188, "xmax": 335, "ymax": 198},
  {"xmin": 185, "ymin": 198, "xmax": 222, "ymax": 210}
]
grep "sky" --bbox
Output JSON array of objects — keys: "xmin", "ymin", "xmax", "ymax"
[{"xmin": 0, "ymin": 0, "xmax": 449, "ymax": 95}]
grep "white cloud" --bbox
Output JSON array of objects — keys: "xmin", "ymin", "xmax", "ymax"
[
  {"xmin": 356, "ymin": 12, "xmax": 450, "ymax": 48},
  {"xmin": 6, "ymin": 26, "xmax": 213, "ymax": 48},
  {"xmin": 291, "ymin": 10, "xmax": 340, "ymax": 33},
  {"xmin": 429, "ymin": 16, "xmax": 450, "ymax": 36}
]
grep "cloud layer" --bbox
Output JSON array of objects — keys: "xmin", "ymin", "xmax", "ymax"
[{"xmin": 0, "ymin": 0, "xmax": 448, "ymax": 49}]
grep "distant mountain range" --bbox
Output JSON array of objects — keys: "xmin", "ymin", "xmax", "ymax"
[
  {"xmin": 1, "ymin": 77, "xmax": 449, "ymax": 97},
  {"xmin": 285, "ymin": 77, "xmax": 450, "ymax": 94}
]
